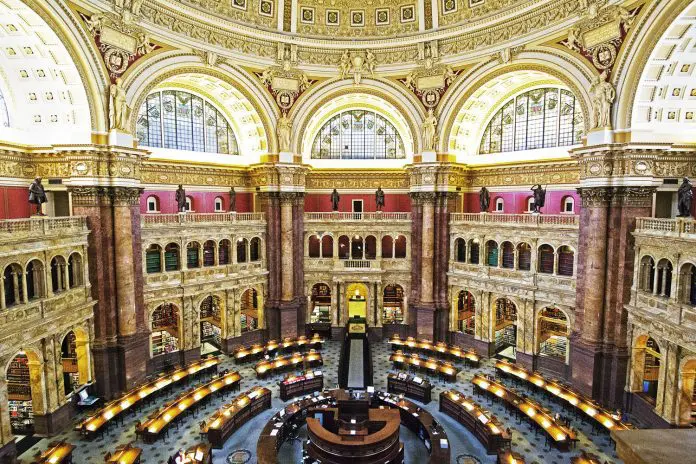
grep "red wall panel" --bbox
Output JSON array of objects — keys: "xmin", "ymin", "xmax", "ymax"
[
  {"xmin": 140, "ymin": 190, "xmax": 253, "ymax": 214},
  {"xmin": 0, "ymin": 186, "xmax": 31, "ymax": 219},
  {"xmin": 304, "ymin": 193, "xmax": 411, "ymax": 212},
  {"xmin": 462, "ymin": 189, "xmax": 581, "ymax": 215}
]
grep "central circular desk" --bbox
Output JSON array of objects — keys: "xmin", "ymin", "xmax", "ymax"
[{"xmin": 256, "ymin": 389, "xmax": 450, "ymax": 464}]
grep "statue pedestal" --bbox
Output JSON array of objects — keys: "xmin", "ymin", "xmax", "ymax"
[
  {"xmin": 279, "ymin": 151, "xmax": 295, "ymax": 163},
  {"xmin": 587, "ymin": 127, "xmax": 613, "ymax": 145},
  {"xmin": 108, "ymin": 130, "xmax": 134, "ymax": 147},
  {"xmin": 420, "ymin": 150, "xmax": 437, "ymax": 162}
]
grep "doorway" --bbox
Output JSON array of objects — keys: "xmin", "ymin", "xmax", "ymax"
[{"xmin": 352, "ymin": 199, "xmax": 363, "ymax": 219}]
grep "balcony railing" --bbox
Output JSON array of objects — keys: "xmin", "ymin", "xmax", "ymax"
[
  {"xmin": 449, "ymin": 213, "xmax": 578, "ymax": 227},
  {"xmin": 0, "ymin": 216, "xmax": 88, "ymax": 237},
  {"xmin": 304, "ymin": 212, "xmax": 411, "ymax": 221},
  {"xmin": 343, "ymin": 260, "xmax": 372, "ymax": 269},
  {"xmin": 141, "ymin": 212, "xmax": 265, "ymax": 227},
  {"xmin": 635, "ymin": 217, "xmax": 696, "ymax": 237}
]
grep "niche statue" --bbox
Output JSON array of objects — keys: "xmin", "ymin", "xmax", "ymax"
[
  {"xmin": 331, "ymin": 189, "xmax": 340, "ymax": 211},
  {"xmin": 479, "ymin": 187, "xmax": 490, "ymax": 213},
  {"xmin": 28, "ymin": 177, "xmax": 47, "ymax": 216},
  {"xmin": 677, "ymin": 177, "xmax": 693, "ymax": 217},
  {"xmin": 175, "ymin": 184, "xmax": 187, "ymax": 212},
  {"xmin": 375, "ymin": 186, "xmax": 385, "ymax": 211},
  {"xmin": 530, "ymin": 184, "xmax": 546, "ymax": 213}
]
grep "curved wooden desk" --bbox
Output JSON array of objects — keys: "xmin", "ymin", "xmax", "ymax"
[{"xmin": 306, "ymin": 408, "xmax": 403, "ymax": 463}]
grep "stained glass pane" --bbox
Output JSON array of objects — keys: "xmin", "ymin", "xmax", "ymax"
[
  {"xmin": 479, "ymin": 87, "xmax": 584, "ymax": 155},
  {"xmin": 136, "ymin": 90, "xmax": 239, "ymax": 155},
  {"xmin": 311, "ymin": 110, "xmax": 406, "ymax": 159}
]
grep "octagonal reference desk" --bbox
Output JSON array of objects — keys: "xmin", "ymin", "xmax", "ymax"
[
  {"xmin": 254, "ymin": 350, "xmax": 323, "ymax": 378},
  {"xmin": 136, "ymin": 370, "xmax": 241, "ymax": 443},
  {"xmin": 204, "ymin": 386, "xmax": 272, "ymax": 448},
  {"xmin": 305, "ymin": 406, "xmax": 403, "ymax": 464},
  {"xmin": 233, "ymin": 334, "xmax": 325, "ymax": 363},
  {"xmin": 439, "ymin": 389, "xmax": 510, "ymax": 454},
  {"xmin": 389, "ymin": 335, "xmax": 481, "ymax": 366},
  {"xmin": 374, "ymin": 391, "xmax": 451, "ymax": 463},
  {"xmin": 76, "ymin": 357, "xmax": 219, "ymax": 439},
  {"xmin": 389, "ymin": 350, "xmax": 459, "ymax": 381},
  {"xmin": 472, "ymin": 374, "xmax": 575, "ymax": 451},
  {"xmin": 495, "ymin": 360, "xmax": 633, "ymax": 433}
]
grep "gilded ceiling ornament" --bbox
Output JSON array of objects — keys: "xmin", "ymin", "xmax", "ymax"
[
  {"xmin": 80, "ymin": 11, "xmax": 159, "ymax": 83},
  {"xmin": 113, "ymin": 0, "xmax": 145, "ymax": 22},
  {"xmin": 338, "ymin": 50, "xmax": 377, "ymax": 84},
  {"xmin": 399, "ymin": 62, "xmax": 459, "ymax": 109},
  {"xmin": 494, "ymin": 46, "xmax": 524, "ymax": 64},
  {"xmin": 560, "ymin": 3, "xmax": 641, "ymax": 74},
  {"xmin": 255, "ymin": 64, "xmax": 314, "ymax": 112}
]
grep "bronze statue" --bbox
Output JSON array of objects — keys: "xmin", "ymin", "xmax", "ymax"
[
  {"xmin": 330, "ymin": 188, "xmax": 340, "ymax": 211},
  {"xmin": 677, "ymin": 177, "xmax": 693, "ymax": 217},
  {"xmin": 175, "ymin": 184, "xmax": 186, "ymax": 212},
  {"xmin": 229, "ymin": 187, "xmax": 236, "ymax": 212},
  {"xmin": 28, "ymin": 177, "xmax": 47, "ymax": 216},
  {"xmin": 530, "ymin": 184, "xmax": 546, "ymax": 213},
  {"xmin": 375, "ymin": 186, "xmax": 385, "ymax": 211},
  {"xmin": 479, "ymin": 187, "xmax": 490, "ymax": 212}
]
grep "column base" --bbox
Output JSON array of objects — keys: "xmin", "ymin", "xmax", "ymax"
[
  {"xmin": 279, "ymin": 300, "xmax": 302, "ymax": 338},
  {"xmin": 570, "ymin": 337, "xmax": 603, "ymax": 398},
  {"xmin": 534, "ymin": 354, "xmax": 571, "ymax": 380},
  {"xmin": 33, "ymin": 401, "xmax": 74, "ymax": 437},
  {"xmin": 117, "ymin": 332, "xmax": 149, "ymax": 391},
  {"xmin": 625, "ymin": 392, "xmax": 671, "ymax": 428},
  {"xmin": 410, "ymin": 303, "xmax": 435, "ymax": 340},
  {"xmin": 433, "ymin": 306, "xmax": 449, "ymax": 343},
  {"xmin": 515, "ymin": 351, "xmax": 534, "ymax": 371},
  {"xmin": 0, "ymin": 439, "xmax": 16, "ymax": 464},
  {"xmin": 91, "ymin": 340, "xmax": 121, "ymax": 399}
]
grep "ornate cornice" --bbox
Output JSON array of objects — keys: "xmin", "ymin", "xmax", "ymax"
[
  {"xmin": 577, "ymin": 186, "xmax": 655, "ymax": 208},
  {"xmin": 68, "ymin": 186, "xmax": 144, "ymax": 206}
]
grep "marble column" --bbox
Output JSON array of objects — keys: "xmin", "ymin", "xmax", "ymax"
[
  {"xmin": 421, "ymin": 197, "xmax": 435, "ymax": 304},
  {"xmin": 571, "ymin": 187, "xmax": 654, "ymax": 406},
  {"xmin": 280, "ymin": 195, "xmax": 294, "ymax": 302}
]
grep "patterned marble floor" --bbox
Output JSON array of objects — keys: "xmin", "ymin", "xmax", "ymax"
[{"xmin": 19, "ymin": 339, "xmax": 623, "ymax": 463}]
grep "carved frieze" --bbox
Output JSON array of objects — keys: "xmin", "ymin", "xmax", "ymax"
[
  {"xmin": 306, "ymin": 170, "xmax": 409, "ymax": 190},
  {"xmin": 80, "ymin": 11, "xmax": 159, "ymax": 82}
]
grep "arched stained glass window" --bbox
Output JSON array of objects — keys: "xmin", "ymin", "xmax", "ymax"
[
  {"xmin": 479, "ymin": 88, "xmax": 583, "ymax": 155},
  {"xmin": 0, "ymin": 88, "xmax": 9, "ymax": 128},
  {"xmin": 136, "ymin": 90, "xmax": 239, "ymax": 155},
  {"xmin": 311, "ymin": 109, "xmax": 406, "ymax": 159}
]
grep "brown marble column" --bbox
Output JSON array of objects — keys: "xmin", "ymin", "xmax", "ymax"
[
  {"xmin": 571, "ymin": 187, "xmax": 653, "ymax": 406},
  {"xmin": 258, "ymin": 192, "xmax": 281, "ymax": 340},
  {"xmin": 280, "ymin": 194, "xmax": 295, "ymax": 302},
  {"xmin": 70, "ymin": 187, "xmax": 148, "ymax": 397},
  {"xmin": 409, "ymin": 192, "xmax": 436, "ymax": 339},
  {"xmin": 434, "ymin": 192, "xmax": 457, "ymax": 342},
  {"xmin": 421, "ymin": 197, "xmax": 435, "ymax": 304}
]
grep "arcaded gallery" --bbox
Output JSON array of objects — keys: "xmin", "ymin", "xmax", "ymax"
[{"xmin": 0, "ymin": 0, "xmax": 695, "ymax": 463}]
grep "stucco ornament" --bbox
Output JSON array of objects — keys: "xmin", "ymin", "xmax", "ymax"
[
  {"xmin": 109, "ymin": 78, "xmax": 130, "ymax": 131},
  {"xmin": 338, "ymin": 50, "xmax": 377, "ymax": 84},
  {"xmin": 589, "ymin": 70, "xmax": 615, "ymax": 128},
  {"xmin": 422, "ymin": 109, "xmax": 438, "ymax": 152}
]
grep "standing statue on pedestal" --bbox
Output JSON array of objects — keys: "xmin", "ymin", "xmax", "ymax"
[
  {"xmin": 229, "ymin": 187, "xmax": 236, "ymax": 212},
  {"xmin": 175, "ymin": 184, "xmax": 187, "ymax": 212},
  {"xmin": 479, "ymin": 187, "xmax": 490, "ymax": 213},
  {"xmin": 422, "ymin": 108, "xmax": 438, "ymax": 151},
  {"xmin": 677, "ymin": 177, "xmax": 693, "ymax": 217},
  {"xmin": 530, "ymin": 184, "xmax": 546, "ymax": 213},
  {"xmin": 109, "ymin": 78, "xmax": 130, "ymax": 131},
  {"xmin": 375, "ymin": 186, "xmax": 385, "ymax": 211},
  {"xmin": 28, "ymin": 177, "xmax": 47, "ymax": 216},
  {"xmin": 331, "ymin": 189, "xmax": 340, "ymax": 212},
  {"xmin": 277, "ymin": 112, "xmax": 291, "ymax": 152},
  {"xmin": 590, "ymin": 70, "xmax": 615, "ymax": 129}
]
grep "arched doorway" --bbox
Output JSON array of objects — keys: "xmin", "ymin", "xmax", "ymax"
[
  {"xmin": 678, "ymin": 358, "xmax": 696, "ymax": 426},
  {"xmin": 456, "ymin": 291, "xmax": 475, "ymax": 335},
  {"xmin": 240, "ymin": 288, "xmax": 260, "ymax": 333},
  {"xmin": 493, "ymin": 298, "xmax": 517, "ymax": 359},
  {"xmin": 200, "ymin": 296, "xmax": 222, "ymax": 355},
  {"xmin": 6, "ymin": 351, "xmax": 43, "ymax": 435},
  {"xmin": 383, "ymin": 284, "xmax": 404, "ymax": 324},
  {"xmin": 537, "ymin": 307, "xmax": 569, "ymax": 363},
  {"xmin": 630, "ymin": 335, "xmax": 662, "ymax": 405},
  {"xmin": 310, "ymin": 283, "xmax": 331, "ymax": 324},
  {"xmin": 346, "ymin": 283, "xmax": 368, "ymax": 320},
  {"xmin": 150, "ymin": 303, "xmax": 180, "ymax": 357},
  {"xmin": 60, "ymin": 328, "xmax": 90, "ymax": 396}
]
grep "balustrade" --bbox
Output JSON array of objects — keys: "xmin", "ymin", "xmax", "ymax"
[
  {"xmin": 304, "ymin": 212, "xmax": 411, "ymax": 221},
  {"xmin": 141, "ymin": 212, "xmax": 265, "ymax": 227},
  {"xmin": 450, "ymin": 212, "xmax": 578, "ymax": 227}
]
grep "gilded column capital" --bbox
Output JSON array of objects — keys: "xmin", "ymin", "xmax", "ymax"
[
  {"xmin": 111, "ymin": 187, "xmax": 145, "ymax": 206},
  {"xmin": 409, "ymin": 191, "xmax": 438, "ymax": 205},
  {"xmin": 577, "ymin": 187, "xmax": 613, "ymax": 208},
  {"xmin": 68, "ymin": 186, "xmax": 112, "ymax": 207},
  {"xmin": 577, "ymin": 186, "xmax": 656, "ymax": 208},
  {"xmin": 279, "ymin": 191, "xmax": 305, "ymax": 205}
]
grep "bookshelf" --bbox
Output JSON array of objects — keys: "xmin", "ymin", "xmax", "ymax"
[
  {"xmin": 383, "ymin": 285, "xmax": 404, "ymax": 324},
  {"xmin": 151, "ymin": 330, "xmax": 179, "ymax": 357},
  {"xmin": 200, "ymin": 321, "xmax": 221, "ymax": 348},
  {"xmin": 7, "ymin": 354, "xmax": 33, "ymax": 433},
  {"xmin": 310, "ymin": 284, "xmax": 331, "ymax": 323}
]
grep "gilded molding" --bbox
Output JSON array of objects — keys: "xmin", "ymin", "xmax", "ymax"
[
  {"xmin": 577, "ymin": 186, "xmax": 655, "ymax": 208},
  {"xmin": 305, "ymin": 170, "xmax": 410, "ymax": 190}
]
